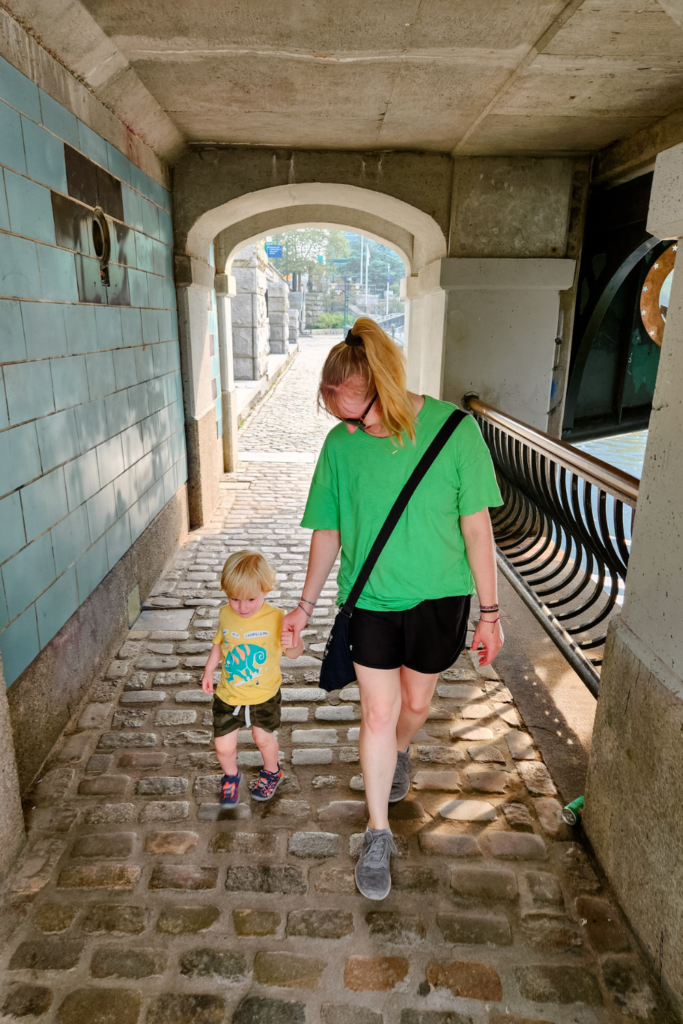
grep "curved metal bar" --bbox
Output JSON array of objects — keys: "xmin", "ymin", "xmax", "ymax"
[{"xmin": 465, "ymin": 396, "xmax": 641, "ymax": 692}]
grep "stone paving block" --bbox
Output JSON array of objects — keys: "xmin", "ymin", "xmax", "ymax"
[
  {"xmin": 321, "ymin": 1007, "xmax": 382, "ymax": 1024},
  {"xmin": 506, "ymin": 731, "xmax": 537, "ymax": 760},
  {"xmin": 489, "ymin": 1017, "xmax": 553, "ymax": 1024},
  {"xmin": 175, "ymin": 689, "xmax": 212, "ymax": 703},
  {"xmin": 340, "ymin": 686, "xmax": 360, "ymax": 700},
  {"xmin": 9, "ymin": 938, "xmax": 85, "ymax": 971},
  {"xmin": 191, "ymin": 774, "xmax": 223, "ymax": 798},
  {"xmin": 238, "ymin": 749, "xmax": 286, "ymax": 767},
  {"xmin": 120, "ymin": 690, "xmax": 166, "ymax": 704},
  {"xmin": 292, "ymin": 728, "xmax": 338, "ymax": 743},
  {"xmin": 1, "ymin": 982, "xmax": 53, "ymax": 1018},
  {"xmin": 185, "ymin": 656, "xmax": 210, "ymax": 667},
  {"xmin": 412, "ymin": 769, "xmax": 460, "ymax": 791},
  {"xmin": 576, "ymin": 896, "xmax": 631, "ymax": 952},
  {"xmin": 106, "ymin": 660, "xmax": 129, "ymax": 679},
  {"xmin": 389, "ymin": 799, "xmax": 427, "ymax": 821},
  {"xmin": 437, "ymin": 911, "xmax": 512, "ymax": 946},
  {"xmin": 502, "ymin": 801, "xmax": 535, "ymax": 832},
  {"xmin": 466, "ymin": 769, "xmax": 509, "ymax": 793},
  {"xmin": 318, "ymin": 800, "xmax": 367, "ymax": 822},
  {"xmin": 426, "ymin": 960, "xmax": 503, "ymax": 1000},
  {"xmin": 233, "ymin": 909, "xmax": 281, "ymax": 936},
  {"xmin": 198, "ymin": 802, "xmax": 251, "ymax": 821},
  {"xmin": 292, "ymin": 747, "xmax": 333, "ymax": 764},
  {"xmin": 118, "ymin": 750, "xmax": 167, "ymax": 768},
  {"xmin": 226, "ymin": 865, "xmax": 307, "ymax": 894},
  {"xmin": 156, "ymin": 906, "xmax": 220, "ymax": 934},
  {"xmin": 151, "ymin": 630, "xmax": 189, "ymax": 640},
  {"xmin": 139, "ymin": 800, "xmax": 190, "ymax": 822},
  {"xmin": 145, "ymin": 831, "xmax": 199, "ymax": 854},
  {"xmin": 164, "ymin": 729, "xmax": 213, "ymax": 747},
  {"xmin": 232, "ymin": 996, "xmax": 306, "ymax": 1024},
  {"xmin": 417, "ymin": 745, "xmax": 466, "ymax": 765},
  {"xmin": 78, "ymin": 774, "xmax": 130, "ymax": 795},
  {"xmin": 86, "ymin": 753, "xmax": 113, "ymax": 773},
  {"xmin": 346, "ymin": 726, "xmax": 360, "ymax": 741},
  {"xmin": 31, "ymin": 767, "xmax": 74, "ymax": 805},
  {"xmin": 436, "ymin": 684, "xmax": 483, "ymax": 700},
  {"xmin": 349, "ymin": 775, "xmax": 364, "ymax": 791},
  {"xmin": 55, "ymin": 987, "xmax": 141, "ymax": 1024},
  {"xmin": 71, "ymin": 832, "xmax": 135, "ymax": 858},
  {"xmin": 282, "ymin": 687, "xmax": 326, "ymax": 701},
  {"xmin": 9, "ymin": 837, "xmax": 69, "ymax": 896},
  {"xmin": 90, "ymin": 946, "xmax": 167, "ymax": 978},
  {"xmin": 281, "ymin": 706, "xmax": 309, "ymax": 722},
  {"xmin": 33, "ymin": 902, "xmax": 78, "ymax": 933},
  {"xmin": 82, "ymin": 804, "xmax": 135, "ymax": 824},
  {"xmin": 154, "ymin": 671, "xmax": 194, "ymax": 686},
  {"xmin": 438, "ymin": 798, "xmax": 497, "ymax": 821},
  {"xmin": 494, "ymin": 703, "xmax": 522, "ymax": 726},
  {"xmin": 179, "ymin": 948, "xmax": 247, "ymax": 980},
  {"xmin": 365, "ymin": 910, "xmax": 426, "ymax": 943},
  {"xmin": 57, "ymin": 863, "xmax": 141, "ymax": 889},
  {"xmin": 312, "ymin": 867, "xmax": 357, "ymax": 894},
  {"xmin": 449, "ymin": 725, "xmax": 493, "ymax": 741},
  {"xmin": 533, "ymin": 797, "xmax": 567, "ymax": 836},
  {"xmin": 489, "ymin": 832, "xmax": 548, "ymax": 859},
  {"xmin": 316, "ymin": 705, "xmax": 355, "ymax": 721},
  {"xmin": 600, "ymin": 957, "xmax": 659, "ymax": 1018},
  {"xmin": 91, "ymin": 680, "xmax": 119, "ymax": 702},
  {"xmin": 254, "ymin": 951, "xmax": 326, "ymax": 989},
  {"xmin": 521, "ymin": 917, "xmax": 583, "ymax": 951},
  {"xmin": 390, "ymin": 864, "xmax": 441, "ymax": 892},
  {"xmin": 150, "ymin": 865, "xmax": 218, "ymax": 890},
  {"xmin": 119, "ymin": 641, "xmax": 143, "ymax": 658},
  {"xmin": 97, "ymin": 731, "xmax": 157, "ymax": 749},
  {"xmin": 340, "ymin": 746, "xmax": 360, "ymax": 762},
  {"xmin": 77, "ymin": 703, "xmax": 113, "ymax": 730},
  {"xmin": 147, "ymin": 993, "xmax": 226, "ymax": 1024},
  {"xmin": 418, "ymin": 833, "xmax": 482, "ymax": 858},
  {"xmin": 212, "ymin": 832, "xmax": 279, "ymax": 855},
  {"xmin": 525, "ymin": 870, "xmax": 565, "ymax": 909},
  {"xmin": 82, "ymin": 904, "xmax": 147, "ymax": 934},
  {"xmin": 450, "ymin": 864, "xmax": 518, "ymax": 900},
  {"xmin": 174, "ymin": 750, "xmax": 219, "ymax": 770},
  {"xmin": 124, "ymin": 671, "xmax": 149, "ymax": 691},
  {"xmin": 135, "ymin": 655, "xmax": 180, "ymax": 670},
  {"xmin": 267, "ymin": 799, "xmax": 311, "ymax": 818},
  {"xmin": 287, "ymin": 908, "xmax": 354, "ymax": 938},
  {"xmin": 514, "ymin": 965, "xmax": 603, "ymax": 1005},
  {"xmin": 288, "ymin": 831, "xmax": 340, "ymax": 858},
  {"xmin": 136, "ymin": 776, "xmax": 189, "ymax": 796},
  {"xmin": 156, "ymin": 709, "xmax": 197, "ymax": 725},
  {"xmin": 467, "ymin": 744, "xmax": 506, "ymax": 763},
  {"xmin": 459, "ymin": 703, "xmax": 493, "ymax": 719},
  {"xmin": 344, "ymin": 956, "xmax": 409, "ymax": 991},
  {"xmin": 112, "ymin": 709, "xmax": 149, "ymax": 729},
  {"xmin": 517, "ymin": 761, "xmax": 557, "ymax": 796}
]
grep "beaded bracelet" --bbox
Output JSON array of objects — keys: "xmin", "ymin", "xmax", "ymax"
[
  {"xmin": 298, "ymin": 603, "xmax": 312, "ymax": 617},
  {"xmin": 479, "ymin": 604, "xmax": 499, "ymax": 612}
]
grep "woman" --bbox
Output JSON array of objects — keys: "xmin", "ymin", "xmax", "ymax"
[{"xmin": 282, "ymin": 317, "xmax": 504, "ymax": 900}]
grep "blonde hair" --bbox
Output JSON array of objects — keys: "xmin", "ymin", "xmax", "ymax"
[
  {"xmin": 318, "ymin": 317, "xmax": 416, "ymax": 445},
  {"xmin": 220, "ymin": 550, "xmax": 276, "ymax": 598}
]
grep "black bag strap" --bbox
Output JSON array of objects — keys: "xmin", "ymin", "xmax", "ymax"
[{"xmin": 342, "ymin": 409, "xmax": 467, "ymax": 615}]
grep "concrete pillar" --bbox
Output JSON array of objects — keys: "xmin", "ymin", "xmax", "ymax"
[
  {"xmin": 231, "ymin": 244, "xmax": 270, "ymax": 380},
  {"xmin": 402, "ymin": 263, "xmax": 447, "ymax": 400},
  {"xmin": 215, "ymin": 273, "xmax": 239, "ymax": 473},
  {"xmin": 289, "ymin": 306, "xmax": 300, "ymax": 345},
  {"xmin": 0, "ymin": 653, "xmax": 26, "ymax": 880},
  {"xmin": 440, "ymin": 258, "xmax": 575, "ymax": 430},
  {"xmin": 584, "ymin": 142, "xmax": 683, "ymax": 1016},
  {"xmin": 267, "ymin": 279, "xmax": 290, "ymax": 355},
  {"xmin": 175, "ymin": 254, "xmax": 223, "ymax": 526}
]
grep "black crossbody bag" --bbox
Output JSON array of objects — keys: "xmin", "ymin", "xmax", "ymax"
[{"xmin": 319, "ymin": 409, "xmax": 467, "ymax": 693}]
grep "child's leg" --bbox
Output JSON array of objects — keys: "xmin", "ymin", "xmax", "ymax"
[
  {"xmin": 252, "ymin": 726, "xmax": 279, "ymax": 773},
  {"xmin": 214, "ymin": 730, "xmax": 239, "ymax": 776}
]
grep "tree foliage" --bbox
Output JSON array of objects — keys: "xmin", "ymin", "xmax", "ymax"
[{"xmin": 266, "ymin": 229, "xmax": 351, "ymax": 277}]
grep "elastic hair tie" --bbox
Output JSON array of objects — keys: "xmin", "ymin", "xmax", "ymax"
[{"xmin": 345, "ymin": 331, "xmax": 363, "ymax": 346}]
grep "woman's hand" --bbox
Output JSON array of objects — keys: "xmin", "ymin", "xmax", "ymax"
[
  {"xmin": 281, "ymin": 605, "xmax": 310, "ymax": 650},
  {"xmin": 470, "ymin": 618, "xmax": 504, "ymax": 667}
]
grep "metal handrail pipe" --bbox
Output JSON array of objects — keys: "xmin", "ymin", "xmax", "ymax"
[{"xmin": 464, "ymin": 395, "xmax": 640, "ymax": 508}]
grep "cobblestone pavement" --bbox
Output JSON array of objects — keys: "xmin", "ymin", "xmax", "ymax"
[
  {"xmin": 238, "ymin": 337, "xmax": 337, "ymax": 453},
  {"xmin": 0, "ymin": 346, "xmax": 674, "ymax": 1024}
]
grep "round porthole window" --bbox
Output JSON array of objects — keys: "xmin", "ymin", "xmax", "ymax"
[
  {"xmin": 92, "ymin": 206, "xmax": 111, "ymax": 285},
  {"xmin": 640, "ymin": 243, "xmax": 677, "ymax": 346}
]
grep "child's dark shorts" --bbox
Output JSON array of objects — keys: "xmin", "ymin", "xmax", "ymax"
[
  {"xmin": 348, "ymin": 595, "xmax": 471, "ymax": 674},
  {"xmin": 212, "ymin": 690, "xmax": 282, "ymax": 737}
]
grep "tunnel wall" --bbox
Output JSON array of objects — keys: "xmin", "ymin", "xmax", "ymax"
[{"xmin": 0, "ymin": 48, "xmax": 190, "ymax": 788}]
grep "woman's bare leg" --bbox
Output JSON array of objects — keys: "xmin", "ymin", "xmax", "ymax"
[
  {"xmin": 395, "ymin": 667, "xmax": 440, "ymax": 751},
  {"xmin": 355, "ymin": 663, "xmax": 402, "ymax": 831}
]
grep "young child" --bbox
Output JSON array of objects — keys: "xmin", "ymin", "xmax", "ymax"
[{"xmin": 201, "ymin": 549, "xmax": 303, "ymax": 805}]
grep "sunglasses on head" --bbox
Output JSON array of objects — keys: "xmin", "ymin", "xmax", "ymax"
[{"xmin": 338, "ymin": 393, "xmax": 378, "ymax": 429}]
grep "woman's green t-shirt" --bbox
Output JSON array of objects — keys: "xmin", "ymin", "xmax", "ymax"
[{"xmin": 300, "ymin": 396, "xmax": 503, "ymax": 611}]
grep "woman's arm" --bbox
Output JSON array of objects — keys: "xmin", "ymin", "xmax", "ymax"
[
  {"xmin": 460, "ymin": 508, "xmax": 504, "ymax": 667},
  {"xmin": 282, "ymin": 529, "xmax": 341, "ymax": 647}
]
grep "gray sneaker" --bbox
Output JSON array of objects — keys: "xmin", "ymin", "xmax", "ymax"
[
  {"xmin": 389, "ymin": 746, "xmax": 411, "ymax": 803},
  {"xmin": 355, "ymin": 829, "xmax": 397, "ymax": 900}
]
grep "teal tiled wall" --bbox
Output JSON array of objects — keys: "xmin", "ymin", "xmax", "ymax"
[{"xmin": 0, "ymin": 55, "xmax": 187, "ymax": 686}]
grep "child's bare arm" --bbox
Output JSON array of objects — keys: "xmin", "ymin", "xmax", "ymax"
[{"xmin": 201, "ymin": 644, "xmax": 222, "ymax": 693}]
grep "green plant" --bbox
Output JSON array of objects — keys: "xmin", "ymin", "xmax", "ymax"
[{"xmin": 315, "ymin": 312, "xmax": 345, "ymax": 329}]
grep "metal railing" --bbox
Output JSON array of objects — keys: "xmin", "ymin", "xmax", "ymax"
[{"xmin": 464, "ymin": 396, "xmax": 639, "ymax": 696}]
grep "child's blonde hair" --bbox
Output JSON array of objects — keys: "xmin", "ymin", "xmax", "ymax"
[
  {"xmin": 318, "ymin": 316, "xmax": 416, "ymax": 446},
  {"xmin": 220, "ymin": 550, "xmax": 276, "ymax": 598}
]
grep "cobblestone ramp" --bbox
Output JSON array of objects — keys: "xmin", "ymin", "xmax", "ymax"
[{"xmin": 0, "ymin": 342, "xmax": 674, "ymax": 1024}]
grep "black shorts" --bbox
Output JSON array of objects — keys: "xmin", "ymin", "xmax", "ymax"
[
  {"xmin": 348, "ymin": 595, "xmax": 471, "ymax": 674},
  {"xmin": 212, "ymin": 691, "xmax": 281, "ymax": 737}
]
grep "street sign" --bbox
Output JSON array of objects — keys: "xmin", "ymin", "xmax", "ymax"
[
  {"xmin": 332, "ymin": 258, "xmax": 348, "ymax": 264},
  {"xmin": 265, "ymin": 244, "xmax": 283, "ymax": 258}
]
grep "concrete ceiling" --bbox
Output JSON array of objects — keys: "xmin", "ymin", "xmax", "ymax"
[{"xmin": 7, "ymin": 0, "xmax": 683, "ymax": 158}]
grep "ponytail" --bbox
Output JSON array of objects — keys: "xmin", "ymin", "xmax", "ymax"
[{"xmin": 318, "ymin": 317, "xmax": 416, "ymax": 445}]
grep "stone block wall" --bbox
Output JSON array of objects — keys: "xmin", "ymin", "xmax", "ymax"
[
  {"xmin": 231, "ymin": 244, "xmax": 270, "ymax": 380},
  {"xmin": 0, "ymin": 53, "xmax": 187, "ymax": 688},
  {"xmin": 267, "ymin": 279, "xmax": 289, "ymax": 354}
]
